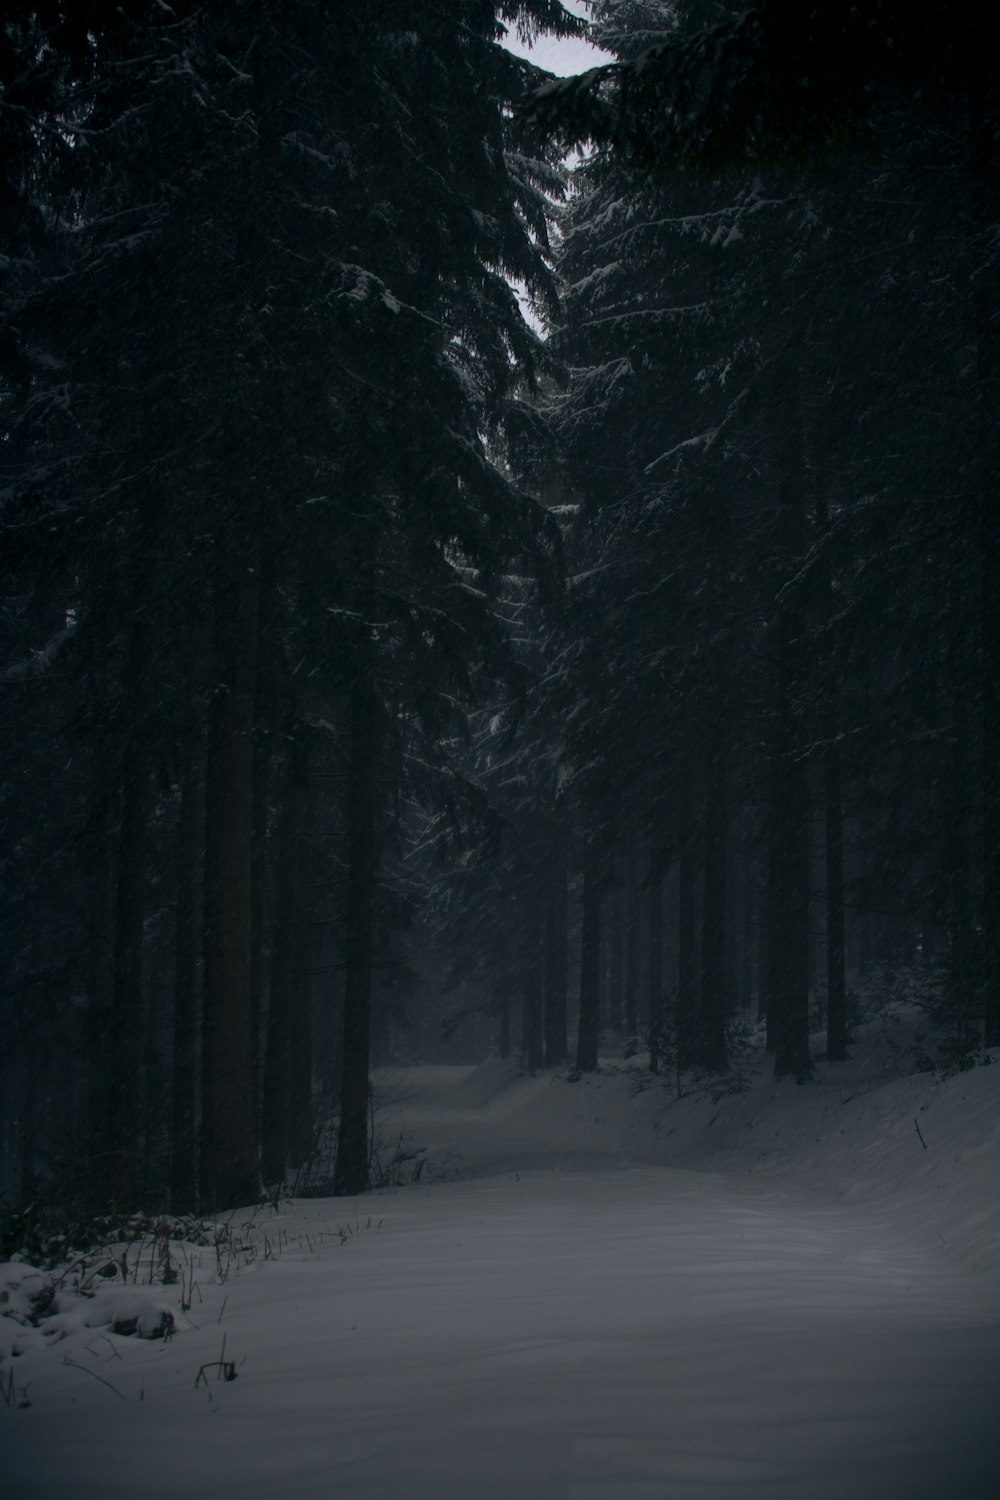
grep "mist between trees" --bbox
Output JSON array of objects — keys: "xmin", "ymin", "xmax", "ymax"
[{"xmin": 1, "ymin": 0, "xmax": 996, "ymax": 1227}]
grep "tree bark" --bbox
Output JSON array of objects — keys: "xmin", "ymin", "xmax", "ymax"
[
  {"xmin": 624, "ymin": 853, "xmax": 640, "ymax": 1043},
  {"xmin": 498, "ymin": 992, "xmax": 511, "ymax": 1059},
  {"xmin": 170, "ymin": 707, "xmax": 204, "ymax": 1215},
  {"xmin": 815, "ymin": 471, "xmax": 848, "ymax": 1061},
  {"xmin": 260, "ymin": 737, "xmax": 305, "ymax": 1186},
  {"xmin": 334, "ymin": 670, "xmax": 377, "ymax": 1196},
  {"xmin": 85, "ymin": 783, "xmax": 114, "ymax": 1214},
  {"xmin": 109, "ymin": 616, "xmax": 149, "ymax": 1209},
  {"xmin": 608, "ymin": 868, "xmax": 624, "ymax": 1033},
  {"xmin": 576, "ymin": 845, "xmax": 601, "ymax": 1072},
  {"xmin": 770, "ymin": 347, "xmax": 813, "ymax": 1082},
  {"xmin": 974, "ymin": 106, "xmax": 1000, "ymax": 1046},
  {"xmin": 543, "ymin": 840, "xmax": 569, "ymax": 1067},
  {"xmin": 676, "ymin": 783, "xmax": 698, "ymax": 1071},
  {"xmin": 699, "ymin": 753, "xmax": 729, "ymax": 1073},
  {"xmin": 200, "ymin": 552, "xmax": 260, "ymax": 1211},
  {"xmin": 647, "ymin": 870, "xmax": 664, "ymax": 1073}
]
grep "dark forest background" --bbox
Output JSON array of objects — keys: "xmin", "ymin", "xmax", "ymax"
[{"xmin": 1, "ymin": 0, "xmax": 996, "ymax": 1230}]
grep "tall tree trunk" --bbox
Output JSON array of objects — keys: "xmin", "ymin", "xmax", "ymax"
[
  {"xmin": 170, "ymin": 707, "xmax": 204, "ymax": 1215},
  {"xmin": 974, "ymin": 106, "xmax": 1000, "ymax": 1046},
  {"xmin": 85, "ymin": 783, "xmax": 114, "ymax": 1213},
  {"xmin": 947, "ymin": 657, "xmax": 975, "ymax": 1056},
  {"xmin": 608, "ymin": 868, "xmax": 624, "ymax": 1033},
  {"xmin": 624, "ymin": 852, "xmax": 640, "ymax": 1043},
  {"xmin": 334, "ymin": 671, "xmax": 377, "ymax": 1196},
  {"xmin": 544, "ymin": 840, "xmax": 569, "ymax": 1067},
  {"xmin": 647, "ymin": 869, "xmax": 663, "ymax": 1073},
  {"xmin": 260, "ymin": 737, "xmax": 305, "ymax": 1186},
  {"xmin": 200, "ymin": 552, "xmax": 260, "ymax": 1210},
  {"xmin": 676, "ymin": 782, "xmax": 698, "ymax": 1071},
  {"xmin": 287, "ymin": 766, "xmax": 315, "ymax": 1170},
  {"xmin": 109, "ymin": 617, "xmax": 148, "ymax": 1209},
  {"xmin": 249, "ymin": 730, "xmax": 271, "ymax": 1120},
  {"xmin": 498, "ymin": 992, "xmax": 511, "ymax": 1059},
  {"xmin": 522, "ymin": 895, "xmax": 545, "ymax": 1074},
  {"xmin": 19, "ymin": 1031, "xmax": 37, "ymax": 1208},
  {"xmin": 815, "ymin": 471, "xmax": 848, "ymax": 1061},
  {"xmin": 576, "ymin": 844, "xmax": 601, "ymax": 1072},
  {"xmin": 823, "ymin": 738, "xmax": 848, "ymax": 1059},
  {"xmin": 287, "ymin": 928, "xmax": 315, "ymax": 1169},
  {"xmin": 700, "ymin": 753, "xmax": 729, "ymax": 1073},
  {"xmin": 771, "ymin": 348, "xmax": 813, "ymax": 1082}
]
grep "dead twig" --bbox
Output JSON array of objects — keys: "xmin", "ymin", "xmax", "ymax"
[{"xmin": 63, "ymin": 1356, "xmax": 126, "ymax": 1400}]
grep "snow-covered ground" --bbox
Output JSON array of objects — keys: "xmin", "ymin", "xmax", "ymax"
[{"xmin": 4, "ymin": 1010, "xmax": 999, "ymax": 1498}]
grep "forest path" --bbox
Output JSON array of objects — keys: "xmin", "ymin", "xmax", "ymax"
[{"xmin": 6, "ymin": 1061, "xmax": 999, "ymax": 1499}]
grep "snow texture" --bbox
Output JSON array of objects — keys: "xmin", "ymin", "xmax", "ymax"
[{"xmin": 3, "ymin": 1009, "xmax": 998, "ymax": 1498}]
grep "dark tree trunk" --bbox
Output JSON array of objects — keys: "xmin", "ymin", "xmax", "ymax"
[
  {"xmin": 200, "ymin": 554, "xmax": 260, "ymax": 1211},
  {"xmin": 260, "ymin": 737, "xmax": 305, "ymax": 1186},
  {"xmin": 770, "ymin": 349, "xmax": 813, "ymax": 1082},
  {"xmin": 576, "ymin": 847, "xmax": 601, "ymax": 1072},
  {"xmin": 676, "ymin": 790, "xmax": 698, "ymax": 1071},
  {"xmin": 287, "ymin": 761, "xmax": 315, "ymax": 1170},
  {"xmin": 19, "ymin": 1037, "xmax": 37, "ymax": 1208},
  {"xmin": 544, "ymin": 842, "xmax": 569, "ymax": 1067},
  {"xmin": 170, "ymin": 693, "xmax": 205, "ymax": 1215},
  {"xmin": 624, "ymin": 853, "xmax": 640, "ymax": 1043},
  {"xmin": 608, "ymin": 869, "xmax": 624, "ymax": 1032},
  {"xmin": 974, "ymin": 114, "xmax": 1000, "ymax": 1046},
  {"xmin": 699, "ymin": 753, "xmax": 729, "ymax": 1073},
  {"xmin": 334, "ymin": 673, "xmax": 377, "ymax": 1196},
  {"xmin": 947, "ymin": 664, "xmax": 975, "ymax": 1055},
  {"xmin": 498, "ymin": 992, "xmax": 511, "ymax": 1059},
  {"xmin": 287, "ymin": 928, "xmax": 315, "ymax": 1169},
  {"xmin": 520, "ymin": 874, "xmax": 545, "ymax": 1072},
  {"xmin": 85, "ymin": 786, "xmax": 114, "ymax": 1213},
  {"xmin": 815, "ymin": 472, "xmax": 848, "ymax": 1061},
  {"xmin": 249, "ymin": 729, "xmax": 271, "ymax": 1118},
  {"xmin": 647, "ymin": 871, "xmax": 663, "ymax": 1073},
  {"xmin": 109, "ymin": 617, "xmax": 149, "ymax": 1209},
  {"xmin": 522, "ymin": 900, "xmax": 545, "ymax": 1074},
  {"xmin": 824, "ymin": 738, "xmax": 848, "ymax": 1060}
]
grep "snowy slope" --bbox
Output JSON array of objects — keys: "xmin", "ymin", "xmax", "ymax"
[{"xmin": 3, "ymin": 1011, "xmax": 999, "ymax": 1499}]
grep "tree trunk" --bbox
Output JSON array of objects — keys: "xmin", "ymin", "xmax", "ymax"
[
  {"xmin": 815, "ymin": 472, "xmax": 848, "ymax": 1061},
  {"xmin": 249, "ymin": 730, "xmax": 271, "ymax": 1120},
  {"xmin": 170, "ymin": 702, "xmax": 204, "ymax": 1214},
  {"xmin": 544, "ymin": 841, "xmax": 569, "ymax": 1067},
  {"xmin": 260, "ymin": 737, "xmax": 305, "ymax": 1186},
  {"xmin": 647, "ymin": 870, "xmax": 663, "ymax": 1073},
  {"xmin": 333, "ymin": 671, "xmax": 377, "ymax": 1196},
  {"xmin": 575, "ymin": 845, "xmax": 601, "ymax": 1072},
  {"xmin": 699, "ymin": 753, "xmax": 729, "ymax": 1073},
  {"xmin": 200, "ymin": 553, "xmax": 260, "ymax": 1211},
  {"xmin": 974, "ymin": 111, "xmax": 1000, "ymax": 1046},
  {"xmin": 287, "ymin": 925, "xmax": 315, "ymax": 1169},
  {"xmin": 624, "ymin": 852, "xmax": 640, "ymax": 1044},
  {"xmin": 109, "ymin": 617, "xmax": 148, "ymax": 1209},
  {"xmin": 287, "ymin": 763, "xmax": 315, "ymax": 1170},
  {"xmin": 771, "ymin": 348, "xmax": 813, "ymax": 1082},
  {"xmin": 498, "ymin": 992, "xmax": 511, "ymax": 1059},
  {"xmin": 85, "ymin": 784, "xmax": 114, "ymax": 1214},
  {"xmin": 608, "ymin": 869, "xmax": 624, "ymax": 1033},
  {"xmin": 823, "ymin": 738, "xmax": 848, "ymax": 1060},
  {"xmin": 676, "ymin": 786, "xmax": 698, "ymax": 1071}
]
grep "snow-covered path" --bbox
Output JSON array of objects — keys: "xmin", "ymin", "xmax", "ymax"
[{"xmin": 5, "ymin": 1056, "xmax": 1000, "ymax": 1498}]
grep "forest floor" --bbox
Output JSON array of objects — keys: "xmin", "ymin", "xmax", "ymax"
[{"xmin": 3, "ymin": 1006, "xmax": 999, "ymax": 1498}]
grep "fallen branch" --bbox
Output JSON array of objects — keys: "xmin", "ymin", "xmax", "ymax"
[
  {"xmin": 195, "ymin": 1361, "xmax": 237, "ymax": 1386},
  {"xmin": 63, "ymin": 1356, "xmax": 126, "ymax": 1400},
  {"xmin": 914, "ymin": 1117, "xmax": 928, "ymax": 1150}
]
